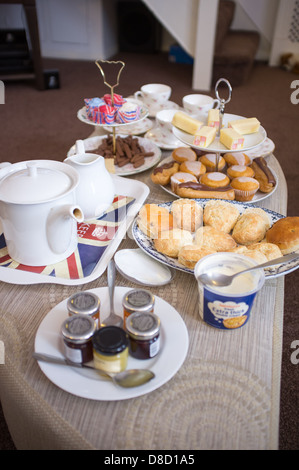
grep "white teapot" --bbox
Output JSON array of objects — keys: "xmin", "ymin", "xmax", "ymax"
[
  {"xmin": 0, "ymin": 160, "xmax": 84, "ymax": 266},
  {"xmin": 64, "ymin": 140, "xmax": 115, "ymax": 221}
]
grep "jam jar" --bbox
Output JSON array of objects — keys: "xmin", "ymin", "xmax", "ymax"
[
  {"xmin": 122, "ymin": 289, "xmax": 155, "ymax": 327},
  {"xmin": 125, "ymin": 312, "xmax": 161, "ymax": 360},
  {"xmin": 92, "ymin": 326, "xmax": 129, "ymax": 373},
  {"xmin": 67, "ymin": 292, "xmax": 101, "ymax": 328},
  {"xmin": 61, "ymin": 314, "xmax": 96, "ymax": 364}
]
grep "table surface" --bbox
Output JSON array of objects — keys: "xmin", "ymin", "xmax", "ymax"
[{"xmin": 0, "ymin": 127, "xmax": 288, "ymax": 450}]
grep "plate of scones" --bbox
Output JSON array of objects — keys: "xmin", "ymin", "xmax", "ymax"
[
  {"xmin": 150, "ymin": 147, "xmax": 277, "ymax": 203},
  {"xmin": 132, "ymin": 199, "xmax": 299, "ymax": 278}
]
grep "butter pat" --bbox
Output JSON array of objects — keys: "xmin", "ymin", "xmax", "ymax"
[
  {"xmin": 172, "ymin": 111, "xmax": 204, "ymax": 135},
  {"xmin": 193, "ymin": 126, "xmax": 216, "ymax": 148},
  {"xmin": 208, "ymin": 109, "xmax": 220, "ymax": 130},
  {"xmin": 220, "ymin": 128, "xmax": 244, "ymax": 150},
  {"xmin": 228, "ymin": 117, "xmax": 260, "ymax": 135}
]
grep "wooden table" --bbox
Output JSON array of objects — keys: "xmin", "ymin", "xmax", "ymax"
[{"xmin": 0, "ymin": 135, "xmax": 287, "ymax": 450}]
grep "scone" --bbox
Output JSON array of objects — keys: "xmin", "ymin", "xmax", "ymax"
[
  {"xmin": 226, "ymin": 165, "xmax": 255, "ymax": 179},
  {"xmin": 266, "ymin": 216, "xmax": 299, "ymax": 254},
  {"xmin": 223, "ymin": 152, "xmax": 251, "ymax": 166},
  {"xmin": 137, "ymin": 204, "xmax": 173, "ymax": 238},
  {"xmin": 171, "ymin": 147, "xmax": 197, "ymax": 163},
  {"xmin": 232, "ymin": 211, "xmax": 270, "ymax": 245},
  {"xmin": 170, "ymin": 172, "xmax": 197, "ymax": 193},
  {"xmin": 230, "ymin": 177, "xmax": 260, "ymax": 201},
  {"xmin": 249, "ymin": 242, "xmax": 282, "ymax": 260},
  {"xmin": 154, "ymin": 228, "xmax": 193, "ymax": 257},
  {"xmin": 178, "ymin": 245, "xmax": 215, "ymax": 269},
  {"xmin": 199, "ymin": 154, "xmax": 225, "ymax": 172},
  {"xmin": 179, "ymin": 160, "xmax": 206, "ymax": 178},
  {"xmin": 171, "ymin": 198, "xmax": 203, "ymax": 232},
  {"xmin": 200, "ymin": 172, "xmax": 230, "ymax": 189},
  {"xmin": 203, "ymin": 200, "xmax": 240, "ymax": 233},
  {"xmin": 151, "ymin": 161, "xmax": 180, "ymax": 185},
  {"xmin": 194, "ymin": 226, "xmax": 237, "ymax": 251},
  {"xmin": 243, "ymin": 208, "xmax": 272, "ymax": 230}
]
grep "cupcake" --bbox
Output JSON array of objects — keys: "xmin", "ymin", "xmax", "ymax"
[
  {"xmin": 99, "ymin": 104, "xmax": 116, "ymax": 124},
  {"xmin": 179, "ymin": 160, "xmax": 206, "ymax": 178},
  {"xmin": 200, "ymin": 172, "xmax": 230, "ymax": 188},
  {"xmin": 231, "ymin": 176, "xmax": 260, "ymax": 201},
  {"xmin": 103, "ymin": 93, "xmax": 126, "ymax": 108},
  {"xmin": 172, "ymin": 147, "xmax": 197, "ymax": 163},
  {"xmin": 224, "ymin": 152, "xmax": 251, "ymax": 166},
  {"xmin": 227, "ymin": 165, "xmax": 255, "ymax": 179},
  {"xmin": 199, "ymin": 153, "xmax": 225, "ymax": 172},
  {"xmin": 84, "ymin": 97, "xmax": 106, "ymax": 123},
  {"xmin": 116, "ymin": 101, "xmax": 141, "ymax": 123}
]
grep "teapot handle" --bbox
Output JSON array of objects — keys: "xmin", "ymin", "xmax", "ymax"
[{"xmin": 75, "ymin": 140, "xmax": 85, "ymax": 154}]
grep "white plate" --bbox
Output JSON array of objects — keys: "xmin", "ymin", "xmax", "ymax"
[
  {"xmin": 77, "ymin": 99, "xmax": 149, "ymax": 128},
  {"xmin": 0, "ymin": 175, "xmax": 149, "ymax": 285},
  {"xmin": 156, "ymin": 156, "xmax": 278, "ymax": 204},
  {"xmin": 34, "ymin": 286, "xmax": 189, "ymax": 401},
  {"xmin": 245, "ymin": 138, "xmax": 275, "ymax": 159},
  {"xmin": 144, "ymin": 127, "xmax": 189, "ymax": 150},
  {"xmin": 132, "ymin": 200, "xmax": 299, "ymax": 278},
  {"xmin": 172, "ymin": 113, "xmax": 267, "ymax": 153},
  {"xmin": 67, "ymin": 135, "xmax": 161, "ymax": 176},
  {"xmin": 103, "ymin": 118, "xmax": 153, "ymax": 135},
  {"xmin": 114, "ymin": 248, "xmax": 174, "ymax": 286}
]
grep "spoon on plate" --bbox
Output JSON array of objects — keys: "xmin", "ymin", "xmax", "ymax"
[
  {"xmin": 197, "ymin": 253, "xmax": 299, "ymax": 287},
  {"xmin": 101, "ymin": 259, "xmax": 123, "ymax": 327},
  {"xmin": 33, "ymin": 352, "xmax": 155, "ymax": 388}
]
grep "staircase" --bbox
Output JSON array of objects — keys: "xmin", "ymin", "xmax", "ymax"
[{"xmin": 142, "ymin": 0, "xmax": 266, "ymax": 89}]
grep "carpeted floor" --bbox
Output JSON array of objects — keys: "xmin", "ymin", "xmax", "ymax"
[{"xmin": 0, "ymin": 53, "xmax": 298, "ymax": 450}]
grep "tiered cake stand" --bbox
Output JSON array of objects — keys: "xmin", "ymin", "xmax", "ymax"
[{"xmin": 172, "ymin": 78, "xmax": 267, "ymax": 170}]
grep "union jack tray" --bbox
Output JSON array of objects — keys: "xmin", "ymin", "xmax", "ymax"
[{"xmin": 0, "ymin": 175, "xmax": 149, "ymax": 285}]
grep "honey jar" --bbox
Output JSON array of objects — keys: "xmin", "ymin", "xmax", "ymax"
[
  {"xmin": 67, "ymin": 291, "xmax": 100, "ymax": 328},
  {"xmin": 61, "ymin": 314, "xmax": 96, "ymax": 364},
  {"xmin": 92, "ymin": 326, "xmax": 129, "ymax": 373},
  {"xmin": 125, "ymin": 312, "xmax": 161, "ymax": 360},
  {"xmin": 122, "ymin": 289, "xmax": 155, "ymax": 327}
]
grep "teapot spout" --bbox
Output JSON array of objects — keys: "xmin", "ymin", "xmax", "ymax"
[{"xmin": 47, "ymin": 204, "xmax": 84, "ymax": 255}]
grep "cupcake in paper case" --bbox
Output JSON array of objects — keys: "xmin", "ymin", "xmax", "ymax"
[
  {"xmin": 103, "ymin": 93, "xmax": 126, "ymax": 108},
  {"xmin": 84, "ymin": 97, "xmax": 106, "ymax": 123},
  {"xmin": 116, "ymin": 101, "xmax": 141, "ymax": 123},
  {"xmin": 99, "ymin": 104, "xmax": 117, "ymax": 124}
]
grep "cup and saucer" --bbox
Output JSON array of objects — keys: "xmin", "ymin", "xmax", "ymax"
[
  {"xmin": 145, "ymin": 109, "xmax": 188, "ymax": 149},
  {"xmin": 133, "ymin": 83, "xmax": 180, "ymax": 118}
]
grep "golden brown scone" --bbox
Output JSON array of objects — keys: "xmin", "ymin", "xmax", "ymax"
[
  {"xmin": 265, "ymin": 216, "xmax": 299, "ymax": 254},
  {"xmin": 243, "ymin": 208, "xmax": 272, "ymax": 230},
  {"xmin": 249, "ymin": 242, "xmax": 282, "ymax": 260},
  {"xmin": 137, "ymin": 204, "xmax": 173, "ymax": 238},
  {"xmin": 228, "ymin": 245, "xmax": 267, "ymax": 263},
  {"xmin": 172, "ymin": 147, "xmax": 197, "ymax": 163},
  {"xmin": 171, "ymin": 199, "xmax": 203, "ymax": 232},
  {"xmin": 250, "ymin": 157, "xmax": 276, "ymax": 193},
  {"xmin": 194, "ymin": 226, "xmax": 237, "ymax": 251},
  {"xmin": 154, "ymin": 228, "xmax": 193, "ymax": 257},
  {"xmin": 203, "ymin": 200, "xmax": 240, "ymax": 233},
  {"xmin": 232, "ymin": 211, "xmax": 270, "ymax": 245},
  {"xmin": 179, "ymin": 160, "xmax": 206, "ymax": 178},
  {"xmin": 178, "ymin": 245, "xmax": 215, "ymax": 269},
  {"xmin": 150, "ymin": 161, "xmax": 180, "ymax": 185}
]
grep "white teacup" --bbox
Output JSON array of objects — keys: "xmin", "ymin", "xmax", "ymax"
[
  {"xmin": 135, "ymin": 83, "xmax": 171, "ymax": 106},
  {"xmin": 155, "ymin": 109, "xmax": 178, "ymax": 141},
  {"xmin": 183, "ymin": 94, "xmax": 220, "ymax": 117}
]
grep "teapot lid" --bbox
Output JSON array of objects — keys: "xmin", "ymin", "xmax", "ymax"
[{"xmin": 0, "ymin": 161, "xmax": 77, "ymax": 204}]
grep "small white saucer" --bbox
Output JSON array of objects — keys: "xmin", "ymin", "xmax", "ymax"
[
  {"xmin": 114, "ymin": 248, "xmax": 174, "ymax": 286},
  {"xmin": 103, "ymin": 118, "xmax": 153, "ymax": 136},
  {"xmin": 245, "ymin": 138, "xmax": 275, "ymax": 159},
  {"xmin": 145, "ymin": 127, "xmax": 188, "ymax": 150}
]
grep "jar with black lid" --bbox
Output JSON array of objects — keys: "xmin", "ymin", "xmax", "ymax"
[
  {"xmin": 122, "ymin": 289, "xmax": 155, "ymax": 327},
  {"xmin": 92, "ymin": 326, "xmax": 129, "ymax": 373},
  {"xmin": 67, "ymin": 292, "xmax": 100, "ymax": 328},
  {"xmin": 125, "ymin": 312, "xmax": 161, "ymax": 360},
  {"xmin": 61, "ymin": 314, "xmax": 96, "ymax": 364}
]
